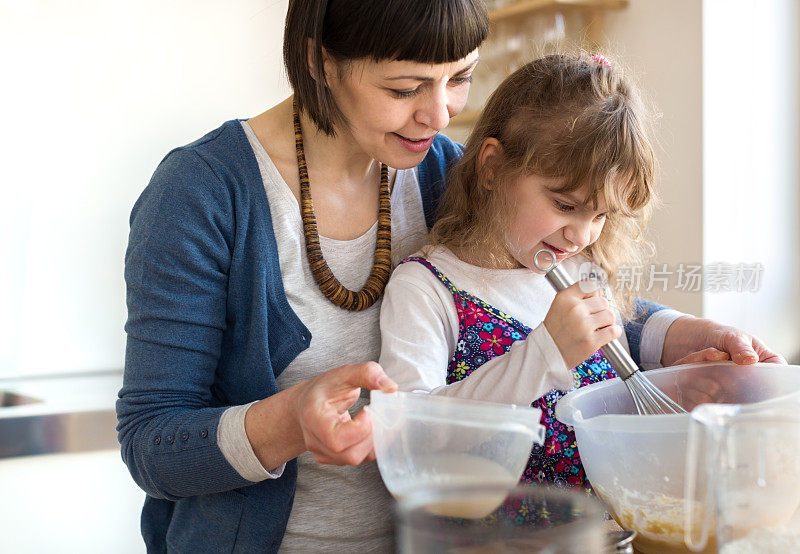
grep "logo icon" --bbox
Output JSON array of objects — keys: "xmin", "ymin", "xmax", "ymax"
[{"xmin": 578, "ymin": 262, "xmax": 608, "ymax": 294}]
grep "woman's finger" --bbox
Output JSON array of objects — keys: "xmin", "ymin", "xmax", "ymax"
[
  {"xmin": 308, "ymin": 411, "xmax": 375, "ymax": 465},
  {"xmin": 672, "ymin": 347, "xmax": 730, "ymax": 366},
  {"xmin": 751, "ymin": 336, "xmax": 787, "ymax": 364},
  {"xmin": 681, "ymin": 388, "xmax": 718, "ymax": 411},
  {"xmin": 715, "ymin": 329, "xmax": 759, "ymax": 365},
  {"xmin": 324, "ymin": 361, "xmax": 398, "ymax": 395}
]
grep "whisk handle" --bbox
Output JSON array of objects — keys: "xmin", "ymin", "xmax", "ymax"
[
  {"xmin": 599, "ymin": 340, "xmax": 638, "ymax": 380},
  {"xmin": 543, "ymin": 264, "xmax": 638, "ymax": 380},
  {"xmin": 543, "ymin": 263, "xmax": 573, "ymax": 291}
]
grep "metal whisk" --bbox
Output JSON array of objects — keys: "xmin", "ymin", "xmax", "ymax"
[{"xmin": 534, "ymin": 249, "xmax": 687, "ymax": 415}]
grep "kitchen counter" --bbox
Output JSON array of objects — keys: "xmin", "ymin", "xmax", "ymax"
[{"xmin": 0, "ymin": 369, "xmax": 122, "ymax": 458}]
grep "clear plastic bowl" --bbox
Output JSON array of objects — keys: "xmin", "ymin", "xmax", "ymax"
[
  {"xmin": 396, "ymin": 483, "xmax": 607, "ymax": 553},
  {"xmin": 555, "ymin": 361, "xmax": 800, "ymax": 554},
  {"xmin": 368, "ymin": 390, "xmax": 544, "ymax": 513}
]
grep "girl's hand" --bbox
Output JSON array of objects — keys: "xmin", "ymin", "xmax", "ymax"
[
  {"xmin": 294, "ymin": 362, "xmax": 397, "ymax": 466},
  {"xmin": 543, "ymin": 281, "xmax": 622, "ymax": 370}
]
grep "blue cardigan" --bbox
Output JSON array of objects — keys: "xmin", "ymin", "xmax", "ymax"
[{"xmin": 117, "ymin": 120, "xmax": 663, "ymax": 553}]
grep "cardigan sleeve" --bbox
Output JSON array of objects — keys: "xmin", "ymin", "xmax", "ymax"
[
  {"xmin": 116, "ymin": 148, "xmax": 253, "ymax": 500},
  {"xmin": 624, "ymin": 298, "xmax": 686, "ymax": 367}
]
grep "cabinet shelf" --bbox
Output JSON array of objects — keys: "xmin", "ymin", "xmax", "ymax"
[
  {"xmin": 489, "ymin": 0, "xmax": 627, "ymax": 22},
  {"xmin": 450, "ymin": 109, "xmax": 482, "ymax": 127}
]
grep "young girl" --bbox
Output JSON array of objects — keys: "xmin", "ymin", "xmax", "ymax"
[{"xmin": 378, "ymin": 53, "xmax": 686, "ymax": 490}]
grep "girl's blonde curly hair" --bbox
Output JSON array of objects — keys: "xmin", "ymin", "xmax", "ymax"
[{"xmin": 430, "ymin": 52, "xmax": 658, "ymax": 319}]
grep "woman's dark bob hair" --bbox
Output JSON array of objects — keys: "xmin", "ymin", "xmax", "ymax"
[{"xmin": 284, "ymin": 0, "xmax": 489, "ymax": 136}]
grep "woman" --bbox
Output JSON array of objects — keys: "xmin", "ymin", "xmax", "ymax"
[{"xmin": 117, "ymin": 1, "xmax": 783, "ymax": 552}]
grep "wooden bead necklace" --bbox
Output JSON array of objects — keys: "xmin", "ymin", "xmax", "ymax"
[{"xmin": 293, "ymin": 102, "xmax": 392, "ymax": 311}]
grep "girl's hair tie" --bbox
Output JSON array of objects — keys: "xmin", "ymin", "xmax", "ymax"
[{"xmin": 591, "ymin": 54, "xmax": 611, "ymax": 68}]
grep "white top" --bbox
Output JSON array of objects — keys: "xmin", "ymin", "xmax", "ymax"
[
  {"xmin": 379, "ymin": 245, "xmax": 683, "ymax": 405},
  {"xmin": 214, "ymin": 121, "xmax": 430, "ymax": 552}
]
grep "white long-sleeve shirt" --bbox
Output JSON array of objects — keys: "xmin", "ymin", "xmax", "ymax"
[{"xmin": 379, "ymin": 246, "xmax": 683, "ymax": 406}]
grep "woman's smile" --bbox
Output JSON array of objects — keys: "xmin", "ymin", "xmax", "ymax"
[{"xmin": 392, "ymin": 132, "xmax": 436, "ymax": 153}]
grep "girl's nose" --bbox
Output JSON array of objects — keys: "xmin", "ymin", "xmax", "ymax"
[
  {"xmin": 564, "ymin": 220, "xmax": 592, "ymax": 250},
  {"xmin": 415, "ymin": 89, "xmax": 450, "ymax": 131}
]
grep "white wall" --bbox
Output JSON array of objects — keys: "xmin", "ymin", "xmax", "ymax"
[
  {"xmin": 602, "ymin": 0, "xmax": 799, "ymax": 362},
  {"xmin": 0, "ymin": 1, "xmax": 291, "ymax": 374},
  {"xmin": 602, "ymin": 0, "xmax": 705, "ymax": 316},
  {"xmin": 703, "ymin": 0, "xmax": 800, "ymax": 362}
]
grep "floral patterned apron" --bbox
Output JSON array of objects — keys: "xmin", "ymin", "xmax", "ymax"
[{"xmin": 403, "ymin": 256, "xmax": 619, "ymax": 493}]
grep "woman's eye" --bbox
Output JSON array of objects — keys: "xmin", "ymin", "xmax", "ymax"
[
  {"xmin": 450, "ymin": 75, "xmax": 473, "ymax": 86},
  {"xmin": 555, "ymin": 201, "xmax": 574, "ymax": 212},
  {"xmin": 390, "ymin": 88, "xmax": 420, "ymax": 99},
  {"xmin": 595, "ymin": 213, "xmax": 607, "ymax": 221}
]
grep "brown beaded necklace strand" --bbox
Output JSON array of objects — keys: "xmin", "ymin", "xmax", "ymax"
[{"xmin": 293, "ymin": 102, "xmax": 392, "ymax": 311}]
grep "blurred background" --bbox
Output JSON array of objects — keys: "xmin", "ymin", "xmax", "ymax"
[{"xmin": 0, "ymin": 0, "xmax": 797, "ymax": 552}]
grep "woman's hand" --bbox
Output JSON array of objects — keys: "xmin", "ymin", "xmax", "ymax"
[
  {"xmin": 670, "ymin": 347, "xmax": 729, "ymax": 409},
  {"xmin": 245, "ymin": 361, "xmax": 397, "ymax": 470},
  {"xmin": 294, "ymin": 362, "xmax": 397, "ymax": 466},
  {"xmin": 672, "ymin": 347, "xmax": 731, "ymax": 366},
  {"xmin": 543, "ymin": 281, "xmax": 622, "ymax": 370},
  {"xmin": 661, "ymin": 321, "xmax": 785, "ymax": 411},
  {"xmin": 662, "ymin": 317, "xmax": 786, "ymax": 367}
]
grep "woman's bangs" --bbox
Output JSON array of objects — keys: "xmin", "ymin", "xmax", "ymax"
[{"xmin": 357, "ymin": 0, "xmax": 488, "ymax": 63}]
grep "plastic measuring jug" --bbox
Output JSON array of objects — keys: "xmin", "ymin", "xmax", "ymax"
[{"xmin": 685, "ymin": 392, "xmax": 800, "ymax": 552}]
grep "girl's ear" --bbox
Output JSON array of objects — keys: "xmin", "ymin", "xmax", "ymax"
[{"xmin": 477, "ymin": 138, "xmax": 502, "ymax": 189}]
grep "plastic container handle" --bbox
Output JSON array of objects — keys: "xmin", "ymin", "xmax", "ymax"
[{"xmin": 684, "ymin": 406, "xmax": 728, "ymax": 552}]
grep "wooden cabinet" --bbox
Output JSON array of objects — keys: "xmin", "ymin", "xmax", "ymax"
[
  {"xmin": 488, "ymin": 0, "xmax": 627, "ymax": 22},
  {"xmin": 450, "ymin": 0, "xmax": 628, "ymax": 131}
]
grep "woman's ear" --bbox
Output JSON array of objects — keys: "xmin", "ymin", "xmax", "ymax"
[
  {"xmin": 477, "ymin": 137, "xmax": 502, "ymax": 189},
  {"xmin": 306, "ymin": 39, "xmax": 337, "ymax": 85}
]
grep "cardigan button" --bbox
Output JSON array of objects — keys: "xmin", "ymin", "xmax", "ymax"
[
  {"xmin": 166, "ymin": 435, "xmax": 174, "ymax": 444},
  {"xmin": 154, "ymin": 436, "xmax": 161, "ymax": 445},
  {"xmin": 181, "ymin": 432, "xmax": 189, "ymax": 442},
  {"xmin": 200, "ymin": 429, "xmax": 208, "ymax": 438}
]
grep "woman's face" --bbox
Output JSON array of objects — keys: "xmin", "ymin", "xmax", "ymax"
[{"xmin": 324, "ymin": 49, "xmax": 480, "ymax": 169}]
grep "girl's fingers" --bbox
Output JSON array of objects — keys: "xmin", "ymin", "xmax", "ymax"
[
  {"xmin": 588, "ymin": 309, "xmax": 616, "ymax": 330},
  {"xmin": 594, "ymin": 324, "xmax": 622, "ymax": 346},
  {"xmin": 583, "ymin": 295, "xmax": 610, "ymax": 314}
]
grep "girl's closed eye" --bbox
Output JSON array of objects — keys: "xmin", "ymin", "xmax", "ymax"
[{"xmin": 554, "ymin": 200, "xmax": 574, "ymax": 212}]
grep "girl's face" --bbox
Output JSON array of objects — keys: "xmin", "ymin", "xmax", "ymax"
[
  {"xmin": 323, "ymin": 50, "xmax": 480, "ymax": 169},
  {"xmin": 503, "ymin": 173, "xmax": 608, "ymax": 273}
]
